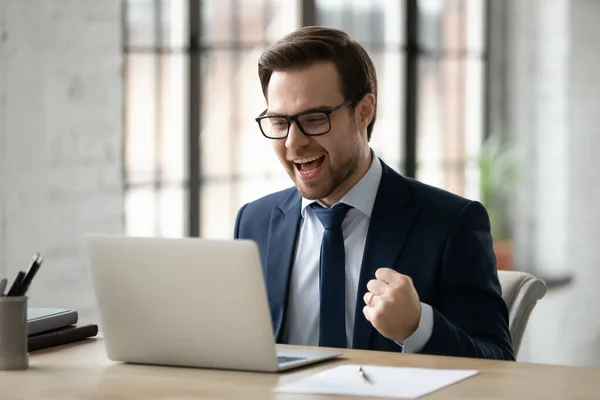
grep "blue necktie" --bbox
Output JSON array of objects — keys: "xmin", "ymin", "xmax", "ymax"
[{"xmin": 310, "ymin": 202, "xmax": 352, "ymax": 348}]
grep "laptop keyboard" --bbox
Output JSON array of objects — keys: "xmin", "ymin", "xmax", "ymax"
[{"xmin": 277, "ymin": 356, "xmax": 306, "ymax": 364}]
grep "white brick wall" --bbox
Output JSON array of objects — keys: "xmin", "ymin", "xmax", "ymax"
[
  {"xmin": 507, "ymin": 0, "xmax": 570, "ymax": 279},
  {"xmin": 561, "ymin": 0, "xmax": 600, "ymax": 366},
  {"xmin": 506, "ymin": 0, "xmax": 600, "ymax": 366},
  {"xmin": 0, "ymin": 0, "xmax": 123, "ymax": 324},
  {"xmin": 0, "ymin": 0, "xmax": 7, "ymax": 281}
]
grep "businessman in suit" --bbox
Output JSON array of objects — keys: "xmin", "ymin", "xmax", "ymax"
[{"xmin": 234, "ymin": 26, "xmax": 514, "ymax": 360}]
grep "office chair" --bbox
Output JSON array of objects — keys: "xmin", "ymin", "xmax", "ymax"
[{"xmin": 497, "ymin": 270, "xmax": 547, "ymax": 357}]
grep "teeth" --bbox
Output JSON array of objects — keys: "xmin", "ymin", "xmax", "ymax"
[{"xmin": 293, "ymin": 155, "xmax": 323, "ymax": 164}]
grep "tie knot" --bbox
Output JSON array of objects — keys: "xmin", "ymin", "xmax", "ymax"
[{"xmin": 310, "ymin": 203, "xmax": 352, "ymax": 231}]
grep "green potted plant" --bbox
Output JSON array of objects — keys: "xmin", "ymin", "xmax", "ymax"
[{"xmin": 478, "ymin": 132, "xmax": 521, "ymax": 270}]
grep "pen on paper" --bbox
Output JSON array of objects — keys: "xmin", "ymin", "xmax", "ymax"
[
  {"xmin": 357, "ymin": 365, "xmax": 373, "ymax": 384},
  {"xmin": 0, "ymin": 278, "xmax": 7, "ymax": 296}
]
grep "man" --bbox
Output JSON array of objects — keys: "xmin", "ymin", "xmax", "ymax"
[{"xmin": 234, "ymin": 26, "xmax": 514, "ymax": 360}]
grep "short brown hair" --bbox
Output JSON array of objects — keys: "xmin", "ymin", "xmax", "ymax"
[{"xmin": 258, "ymin": 26, "xmax": 378, "ymax": 140}]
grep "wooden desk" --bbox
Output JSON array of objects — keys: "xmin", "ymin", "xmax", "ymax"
[{"xmin": 1, "ymin": 337, "xmax": 599, "ymax": 399}]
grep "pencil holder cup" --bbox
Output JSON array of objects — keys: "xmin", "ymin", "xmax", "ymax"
[{"xmin": 0, "ymin": 296, "xmax": 28, "ymax": 370}]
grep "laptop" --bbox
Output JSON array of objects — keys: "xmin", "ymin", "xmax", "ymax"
[{"xmin": 85, "ymin": 234, "xmax": 341, "ymax": 372}]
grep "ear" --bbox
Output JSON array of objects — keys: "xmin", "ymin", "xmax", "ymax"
[{"xmin": 355, "ymin": 93, "xmax": 376, "ymax": 133}]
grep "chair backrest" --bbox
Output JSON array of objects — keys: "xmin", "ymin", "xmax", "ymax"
[{"xmin": 497, "ymin": 270, "xmax": 547, "ymax": 358}]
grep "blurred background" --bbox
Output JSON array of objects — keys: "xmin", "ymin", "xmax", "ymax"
[{"xmin": 1, "ymin": 0, "xmax": 599, "ymax": 367}]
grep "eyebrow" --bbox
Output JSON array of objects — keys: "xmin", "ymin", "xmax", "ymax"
[{"xmin": 264, "ymin": 104, "xmax": 336, "ymax": 117}]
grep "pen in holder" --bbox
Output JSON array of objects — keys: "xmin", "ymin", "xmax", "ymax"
[{"xmin": 0, "ymin": 295, "xmax": 29, "ymax": 370}]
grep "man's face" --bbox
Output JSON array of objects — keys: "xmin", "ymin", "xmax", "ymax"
[{"xmin": 265, "ymin": 61, "xmax": 369, "ymax": 202}]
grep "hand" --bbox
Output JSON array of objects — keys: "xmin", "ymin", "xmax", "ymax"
[{"xmin": 362, "ymin": 267, "xmax": 422, "ymax": 343}]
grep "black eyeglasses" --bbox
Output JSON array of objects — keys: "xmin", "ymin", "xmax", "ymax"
[{"xmin": 255, "ymin": 100, "xmax": 354, "ymax": 140}]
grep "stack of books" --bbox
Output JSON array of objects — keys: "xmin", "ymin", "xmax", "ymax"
[
  {"xmin": 27, "ymin": 308, "xmax": 98, "ymax": 351},
  {"xmin": 1, "ymin": 253, "xmax": 98, "ymax": 351}
]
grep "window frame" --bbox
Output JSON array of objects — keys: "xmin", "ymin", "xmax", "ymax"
[{"xmin": 122, "ymin": 0, "xmax": 491, "ymax": 237}]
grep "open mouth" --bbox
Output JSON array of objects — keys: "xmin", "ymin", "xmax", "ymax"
[{"xmin": 293, "ymin": 155, "xmax": 326, "ymax": 180}]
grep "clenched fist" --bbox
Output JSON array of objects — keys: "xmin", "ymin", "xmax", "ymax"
[{"xmin": 362, "ymin": 267, "xmax": 422, "ymax": 343}]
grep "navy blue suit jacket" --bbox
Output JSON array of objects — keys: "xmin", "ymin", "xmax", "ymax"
[{"xmin": 234, "ymin": 159, "xmax": 514, "ymax": 360}]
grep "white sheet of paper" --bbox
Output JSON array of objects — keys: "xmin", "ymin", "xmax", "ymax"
[{"xmin": 274, "ymin": 364, "xmax": 479, "ymax": 399}]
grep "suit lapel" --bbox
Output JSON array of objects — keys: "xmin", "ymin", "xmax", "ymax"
[
  {"xmin": 352, "ymin": 161, "xmax": 422, "ymax": 349},
  {"xmin": 265, "ymin": 191, "xmax": 302, "ymax": 342}
]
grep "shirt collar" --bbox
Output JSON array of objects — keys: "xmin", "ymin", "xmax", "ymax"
[{"xmin": 301, "ymin": 150, "xmax": 382, "ymax": 218}]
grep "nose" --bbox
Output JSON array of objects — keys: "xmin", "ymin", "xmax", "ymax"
[{"xmin": 285, "ymin": 120, "xmax": 310, "ymax": 150}]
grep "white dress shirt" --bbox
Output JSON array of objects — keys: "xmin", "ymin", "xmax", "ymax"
[{"xmin": 282, "ymin": 152, "xmax": 434, "ymax": 352}]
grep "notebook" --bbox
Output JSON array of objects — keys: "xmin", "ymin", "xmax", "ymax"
[
  {"xmin": 28, "ymin": 324, "xmax": 98, "ymax": 351},
  {"xmin": 27, "ymin": 308, "xmax": 78, "ymax": 336}
]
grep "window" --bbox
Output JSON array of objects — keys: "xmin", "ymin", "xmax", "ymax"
[
  {"xmin": 315, "ymin": 0, "xmax": 405, "ymax": 173},
  {"xmin": 123, "ymin": 0, "xmax": 188, "ymax": 237},
  {"xmin": 198, "ymin": 0, "xmax": 300, "ymax": 238},
  {"xmin": 123, "ymin": 0, "xmax": 489, "ymax": 238},
  {"xmin": 416, "ymin": 0, "xmax": 486, "ymax": 201}
]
